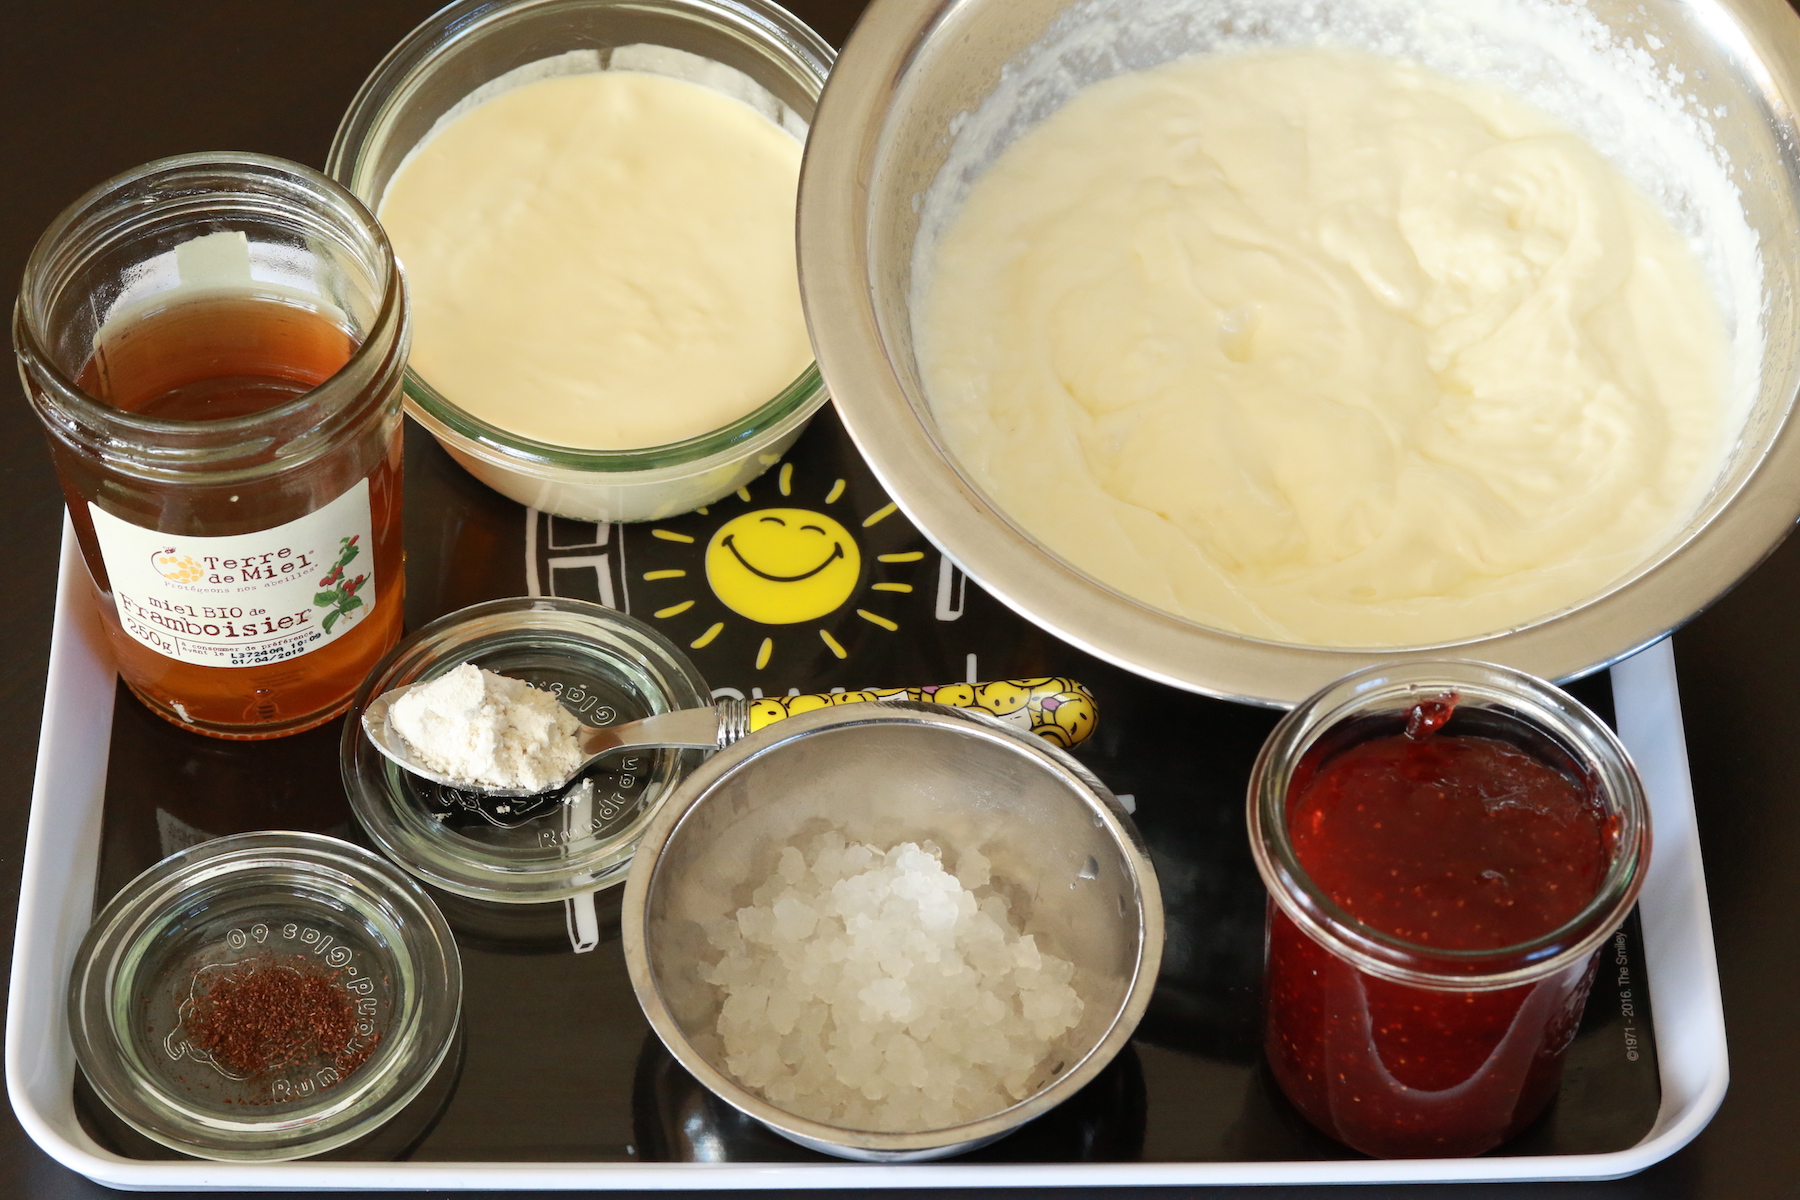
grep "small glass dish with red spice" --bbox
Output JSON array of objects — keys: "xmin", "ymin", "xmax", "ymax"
[
  {"xmin": 1247, "ymin": 660, "xmax": 1651, "ymax": 1159},
  {"xmin": 65, "ymin": 831, "xmax": 461, "ymax": 1161}
]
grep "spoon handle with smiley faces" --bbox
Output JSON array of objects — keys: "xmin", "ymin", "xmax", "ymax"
[
  {"xmin": 363, "ymin": 677, "xmax": 1099, "ymax": 798},
  {"xmin": 733, "ymin": 677, "xmax": 1098, "ymax": 749}
]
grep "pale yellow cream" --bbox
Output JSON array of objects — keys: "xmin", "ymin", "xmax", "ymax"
[
  {"xmin": 917, "ymin": 49, "xmax": 1732, "ymax": 648},
  {"xmin": 381, "ymin": 70, "xmax": 812, "ymax": 451}
]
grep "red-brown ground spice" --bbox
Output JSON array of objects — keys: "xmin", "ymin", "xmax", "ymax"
[{"xmin": 182, "ymin": 956, "xmax": 379, "ymax": 1085}]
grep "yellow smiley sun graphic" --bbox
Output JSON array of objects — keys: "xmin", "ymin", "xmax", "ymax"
[
  {"xmin": 628, "ymin": 461, "xmax": 922, "ymax": 672},
  {"xmin": 705, "ymin": 508, "xmax": 861, "ymax": 625}
]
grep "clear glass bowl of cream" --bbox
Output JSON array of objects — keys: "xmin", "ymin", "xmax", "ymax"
[{"xmin": 327, "ymin": 0, "xmax": 833, "ymax": 523}]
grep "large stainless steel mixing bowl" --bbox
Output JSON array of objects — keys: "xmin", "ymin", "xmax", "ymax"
[{"xmin": 798, "ymin": 0, "xmax": 1800, "ymax": 706}]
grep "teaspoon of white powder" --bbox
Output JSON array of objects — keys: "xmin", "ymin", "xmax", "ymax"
[
  {"xmin": 703, "ymin": 831, "xmax": 1085, "ymax": 1133},
  {"xmin": 388, "ymin": 663, "xmax": 584, "ymax": 792}
]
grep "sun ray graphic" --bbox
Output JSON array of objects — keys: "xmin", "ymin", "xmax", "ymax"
[{"xmin": 630, "ymin": 461, "xmax": 920, "ymax": 672}]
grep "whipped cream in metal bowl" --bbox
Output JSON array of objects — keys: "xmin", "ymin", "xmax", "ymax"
[
  {"xmin": 908, "ymin": 0, "xmax": 1764, "ymax": 651},
  {"xmin": 797, "ymin": 0, "xmax": 1800, "ymax": 703}
]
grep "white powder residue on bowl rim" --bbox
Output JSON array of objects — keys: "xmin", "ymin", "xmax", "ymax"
[
  {"xmin": 912, "ymin": 0, "xmax": 1765, "ymax": 450},
  {"xmin": 701, "ymin": 831, "xmax": 1085, "ymax": 1133},
  {"xmin": 389, "ymin": 662, "xmax": 583, "ymax": 792}
]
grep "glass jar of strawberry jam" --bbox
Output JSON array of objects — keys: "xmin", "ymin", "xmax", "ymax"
[
  {"xmin": 16, "ymin": 154, "xmax": 408, "ymax": 738},
  {"xmin": 1247, "ymin": 660, "xmax": 1650, "ymax": 1158}
]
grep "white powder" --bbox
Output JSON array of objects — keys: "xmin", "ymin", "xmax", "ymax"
[
  {"xmin": 389, "ymin": 663, "xmax": 584, "ymax": 792},
  {"xmin": 703, "ymin": 832, "xmax": 1085, "ymax": 1133}
]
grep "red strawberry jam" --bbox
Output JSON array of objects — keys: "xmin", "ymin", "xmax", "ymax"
[{"xmin": 1264, "ymin": 697, "xmax": 1612, "ymax": 1158}]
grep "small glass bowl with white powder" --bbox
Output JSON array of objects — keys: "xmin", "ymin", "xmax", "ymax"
[
  {"xmin": 622, "ymin": 702, "xmax": 1162, "ymax": 1160},
  {"xmin": 341, "ymin": 597, "xmax": 710, "ymax": 902}
]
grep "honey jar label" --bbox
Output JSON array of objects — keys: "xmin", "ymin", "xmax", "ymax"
[{"xmin": 88, "ymin": 478, "xmax": 377, "ymax": 668}]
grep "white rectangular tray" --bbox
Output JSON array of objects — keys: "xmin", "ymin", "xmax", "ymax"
[{"xmin": 6, "ymin": 518, "xmax": 1729, "ymax": 1189}]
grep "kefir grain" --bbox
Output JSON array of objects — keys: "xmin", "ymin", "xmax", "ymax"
[{"xmin": 703, "ymin": 832, "xmax": 1084, "ymax": 1133}]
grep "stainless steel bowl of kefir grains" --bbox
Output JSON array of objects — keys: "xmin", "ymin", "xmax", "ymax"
[{"xmin": 623, "ymin": 703, "xmax": 1161, "ymax": 1161}]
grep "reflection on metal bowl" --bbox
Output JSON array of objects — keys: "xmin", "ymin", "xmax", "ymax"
[{"xmin": 798, "ymin": 0, "xmax": 1800, "ymax": 705}]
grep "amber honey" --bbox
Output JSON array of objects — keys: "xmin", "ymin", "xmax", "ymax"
[
  {"xmin": 49, "ymin": 293, "xmax": 405, "ymax": 737},
  {"xmin": 78, "ymin": 293, "xmax": 358, "ymax": 421}
]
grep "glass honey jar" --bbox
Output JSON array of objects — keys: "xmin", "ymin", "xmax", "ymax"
[{"xmin": 16, "ymin": 153, "xmax": 410, "ymax": 738}]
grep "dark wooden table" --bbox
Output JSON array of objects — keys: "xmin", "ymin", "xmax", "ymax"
[{"xmin": 2, "ymin": 2, "xmax": 1795, "ymax": 1196}]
